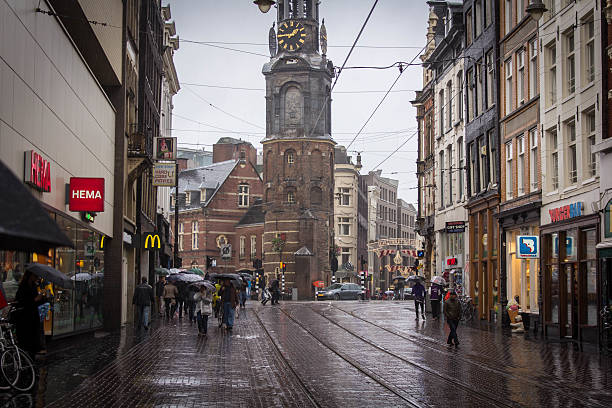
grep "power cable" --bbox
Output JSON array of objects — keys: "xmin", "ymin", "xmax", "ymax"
[{"xmin": 182, "ymin": 82, "xmax": 417, "ymax": 94}]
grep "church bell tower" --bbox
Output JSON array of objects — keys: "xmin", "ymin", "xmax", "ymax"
[{"xmin": 262, "ymin": 0, "xmax": 335, "ymax": 299}]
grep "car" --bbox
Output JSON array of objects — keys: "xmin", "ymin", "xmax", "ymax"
[{"xmin": 317, "ymin": 283, "xmax": 364, "ymax": 300}]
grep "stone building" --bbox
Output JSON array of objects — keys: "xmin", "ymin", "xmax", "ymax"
[
  {"xmin": 261, "ymin": 0, "xmax": 336, "ymax": 299},
  {"xmin": 333, "ymin": 146, "xmax": 360, "ymax": 283},
  {"xmin": 427, "ymin": 1, "xmax": 469, "ymax": 292},
  {"xmin": 171, "ymin": 139, "xmax": 264, "ymax": 273},
  {"xmin": 498, "ymin": 0, "xmax": 541, "ymax": 327},
  {"xmin": 397, "ymin": 200, "xmax": 418, "ymax": 269}
]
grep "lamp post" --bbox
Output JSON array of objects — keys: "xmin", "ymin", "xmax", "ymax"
[{"xmin": 253, "ymin": 0, "xmax": 275, "ymax": 13}]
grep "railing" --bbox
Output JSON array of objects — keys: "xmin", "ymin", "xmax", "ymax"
[{"xmin": 127, "ymin": 123, "xmax": 153, "ymax": 158}]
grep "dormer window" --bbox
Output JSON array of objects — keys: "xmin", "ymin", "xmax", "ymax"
[
  {"xmin": 185, "ymin": 191, "xmax": 191, "ymax": 205},
  {"xmin": 200, "ymin": 189, "xmax": 207, "ymax": 203},
  {"xmin": 239, "ymin": 150, "xmax": 246, "ymax": 161}
]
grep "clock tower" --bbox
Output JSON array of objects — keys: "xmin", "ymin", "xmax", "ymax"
[{"xmin": 262, "ymin": 0, "xmax": 335, "ymax": 299}]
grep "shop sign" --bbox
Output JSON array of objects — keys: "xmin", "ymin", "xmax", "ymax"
[
  {"xmin": 446, "ymin": 221, "xmax": 465, "ymax": 233},
  {"xmin": 142, "ymin": 233, "xmax": 161, "ymax": 250},
  {"xmin": 553, "ymin": 236, "xmax": 574, "ymax": 258},
  {"xmin": 516, "ymin": 236, "xmax": 540, "ymax": 259},
  {"xmin": 445, "ymin": 255, "xmax": 463, "ymax": 268},
  {"xmin": 153, "ymin": 163, "xmax": 176, "ymax": 187},
  {"xmin": 605, "ymin": 199, "xmax": 612, "ymax": 239},
  {"xmin": 153, "ymin": 137, "xmax": 177, "ymax": 160},
  {"xmin": 69, "ymin": 177, "xmax": 104, "ymax": 212},
  {"xmin": 549, "ymin": 202, "xmax": 583, "ymax": 223},
  {"xmin": 312, "ymin": 281, "xmax": 325, "ymax": 288},
  {"xmin": 24, "ymin": 150, "xmax": 51, "ymax": 192}
]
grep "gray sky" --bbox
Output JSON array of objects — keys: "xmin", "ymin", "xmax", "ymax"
[{"xmin": 169, "ymin": 0, "xmax": 428, "ymax": 204}]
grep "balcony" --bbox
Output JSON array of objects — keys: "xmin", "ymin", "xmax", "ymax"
[{"xmin": 127, "ymin": 124, "xmax": 153, "ymax": 159}]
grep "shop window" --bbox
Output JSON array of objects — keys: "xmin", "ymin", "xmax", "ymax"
[{"xmin": 582, "ymin": 228, "xmax": 598, "ymax": 326}]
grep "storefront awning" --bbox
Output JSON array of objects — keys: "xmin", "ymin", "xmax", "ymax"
[{"xmin": 0, "ymin": 160, "xmax": 74, "ymax": 252}]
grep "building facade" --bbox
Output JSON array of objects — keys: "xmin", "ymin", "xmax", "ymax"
[
  {"xmin": 171, "ymin": 140, "xmax": 264, "ymax": 274},
  {"xmin": 0, "ymin": 0, "xmax": 123, "ymax": 335},
  {"xmin": 428, "ymin": 1, "xmax": 470, "ymax": 294},
  {"xmin": 463, "ymin": 0, "xmax": 501, "ymax": 323},
  {"xmin": 333, "ymin": 146, "xmax": 360, "ymax": 283},
  {"xmin": 538, "ymin": 0, "xmax": 603, "ymax": 343},
  {"xmin": 261, "ymin": 0, "xmax": 335, "ymax": 299}
]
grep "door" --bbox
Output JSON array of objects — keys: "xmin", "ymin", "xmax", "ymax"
[{"xmin": 561, "ymin": 263, "xmax": 578, "ymax": 338}]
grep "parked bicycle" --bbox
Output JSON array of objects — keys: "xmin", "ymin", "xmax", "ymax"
[
  {"xmin": 459, "ymin": 296, "xmax": 477, "ymax": 323},
  {"xmin": 0, "ymin": 307, "xmax": 36, "ymax": 392}
]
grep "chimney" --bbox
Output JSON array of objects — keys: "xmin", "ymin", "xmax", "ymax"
[{"xmin": 177, "ymin": 158, "xmax": 188, "ymax": 172}]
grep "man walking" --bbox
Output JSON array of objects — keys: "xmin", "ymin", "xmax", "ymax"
[
  {"xmin": 412, "ymin": 279, "xmax": 426, "ymax": 320},
  {"xmin": 444, "ymin": 290, "xmax": 461, "ymax": 347},
  {"xmin": 270, "ymin": 278, "xmax": 280, "ymax": 305},
  {"xmin": 162, "ymin": 279, "xmax": 179, "ymax": 319},
  {"xmin": 430, "ymin": 283, "xmax": 442, "ymax": 320},
  {"xmin": 132, "ymin": 277, "xmax": 155, "ymax": 330},
  {"xmin": 155, "ymin": 276, "xmax": 166, "ymax": 316},
  {"xmin": 219, "ymin": 279, "xmax": 238, "ymax": 331}
]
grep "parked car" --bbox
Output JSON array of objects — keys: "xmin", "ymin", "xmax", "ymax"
[{"xmin": 317, "ymin": 283, "xmax": 364, "ymax": 300}]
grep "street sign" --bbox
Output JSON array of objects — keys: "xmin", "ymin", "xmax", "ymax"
[
  {"xmin": 516, "ymin": 236, "xmax": 540, "ymax": 259},
  {"xmin": 221, "ymin": 244, "xmax": 232, "ymax": 259}
]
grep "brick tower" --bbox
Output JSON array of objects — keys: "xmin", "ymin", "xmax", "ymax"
[{"xmin": 262, "ymin": 0, "xmax": 335, "ymax": 299}]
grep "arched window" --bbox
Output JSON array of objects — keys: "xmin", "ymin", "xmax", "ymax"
[
  {"xmin": 310, "ymin": 186, "xmax": 322, "ymax": 206},
  {"xmin": 286, "ymin": 150, "xmax": 295, "ymax": 165},
  {"xmin": 284, "ymin": 86, "xmax": 303, "ymax": 126},
  {"xmin": 287, "ymin": 190, "xmax": 296, "ymax": 204}
]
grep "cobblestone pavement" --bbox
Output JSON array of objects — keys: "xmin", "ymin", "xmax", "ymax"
[{"xmin": 5, "ymin": 301, "xmax": 611, "ymax": 407}]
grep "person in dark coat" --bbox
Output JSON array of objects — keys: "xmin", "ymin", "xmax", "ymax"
[
  {"xmin": 430, "ymin": 283, "xmax": 442, "ymax": 320},
  {"xmin": 412, "ymin": 280, "xmax": 426, "ymax": 320},
  {"xmin": 218, "ymin": 279, "xmax": 238, "ymax": 331},
  {"xmin": 132, "ymin": 277, "xmax": 155, "ymax": 330},
  {"xmin": 15, "ymin": 270, "xmax": 47, "ymax": 358},
  {"xmin": 270, "ymin": 279, "xmax": 280, "ymax": 305},
  {"xmin": 155, "ymin": 277, "xmax": 166, "ymax": 316},
  {"xmin": 444, "ymin": 291, "xmax": 462, "ymax": 347}
]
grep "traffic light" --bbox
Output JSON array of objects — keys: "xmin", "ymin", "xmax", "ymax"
[
  {"xmin": 81, "ymin": 211, "xmax": 95, "ymax": 223},
  {"xmin": 279, "ymin": 262, "xmax": 287, "ymax": 272},
  {"xmin": 413, "ymin": 259, "xmax": 420, "ymax": 269}
]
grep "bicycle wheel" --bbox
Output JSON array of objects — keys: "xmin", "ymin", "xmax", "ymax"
[{"xmin": 1, "ymin": 348, "xmax": 35, "ymax": 392}]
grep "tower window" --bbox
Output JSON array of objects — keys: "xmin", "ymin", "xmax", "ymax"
[
  {"xmin": 287, "ymin": 191, "xmax": 296, "ymax": 204},
  {"xmin": 287, "ymin": 152, "xmax": 295, "ymax": 165}
]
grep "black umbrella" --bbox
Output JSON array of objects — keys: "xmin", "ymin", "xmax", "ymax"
[
  {"xmin": 239, "ymin": 273, "xmax": 253, "ymax": 281},
  {"xmin": 26, "ymin": 263, "xmax": 73, "ymax": 288},
  {"xmin": 167, "ymin": 273, "xmax": 203, "ymax": 283},
  {"xmin": 190, "ymin": 280, "xmax": 216, "ymax": 291},
  {"xmin": 210, "ymin": 273, "xmax": 242, "ymax": 281},
  {"xmin": 0, "ymin": 160, "xmax": 74, "ymax": 252},
  {"xmin": 407, "ymin": 275, "xmax": 424, "ymax": 282},
  {"xmin": 392, "ymin": 275, "xmax": 406, "ymax": 281}
]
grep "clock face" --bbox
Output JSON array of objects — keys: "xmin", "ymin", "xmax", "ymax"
[{"xmin": 277, "ymin": 20, "xmax": 306, "ymax": 52}]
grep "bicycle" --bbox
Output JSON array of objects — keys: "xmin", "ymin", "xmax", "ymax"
[
  {"xmin": 0, "ymin": 308, "xmax": 36, "ymax": 392},
  {"xmin": 459, "ymin": 296, "xmax": 477, "ymax": 323}
]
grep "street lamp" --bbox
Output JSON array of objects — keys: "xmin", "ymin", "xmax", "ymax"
[
  {"xmin": 254, "ymin": 0, "xmax": 275, "ymax": 13},
  {"xmin": 526, "ymin": 1, "xmax": 547, "ymax": 21}
]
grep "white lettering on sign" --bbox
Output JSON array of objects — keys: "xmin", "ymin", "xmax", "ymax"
[{"xmin": 72, "ymin": 190, "xmax": 102, "ymax": 199}]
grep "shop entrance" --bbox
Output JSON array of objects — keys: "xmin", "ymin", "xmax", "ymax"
[{"xmin": 560, "ymin": 263, "xmax": 578, "ymax": 338}]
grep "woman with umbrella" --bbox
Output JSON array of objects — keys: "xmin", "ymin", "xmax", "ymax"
[
  {"xmin": 429, "ymin": 276, "xmax": 446, "ymax": 320},
  {"xmin": 218, "ymin": 278, "xmax": 238, "ymax": 332},
  {"xmin": 15, "ymin": 270, "xmax": 50, "ymax": 358},
  {"xmin": 193, "ymin": 282, "xmax": 214, "ymax": 336}
]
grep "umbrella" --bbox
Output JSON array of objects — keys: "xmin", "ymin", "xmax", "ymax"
[
  {"xmin": 190, "ymin": 280, "xmax": 216, "ymax": 291},
  {"xmin": 155, "ymin": 267, "xmax": 169, "ymax": 276},
  {"xmin": 93, "ymin": 272, "xmax": 104, "ymax": 279},
  {"xmin": 210, "ymin": 273, "xmax": 242, "ymax": 281},
  {"xmin": 71, "ymin": 272, "xmax": 92, "ymax": 281},
  {"xmin": 184, "ymin": 268, "xmax": 205, "ymax": 276},
  {"xmin": 0, "ymin": 160, "xmax": 74, "ymax": 252},
  {"xmin": 26, "ymin": 263, "xmax": 73, "ymax": 288},
  {"xmin": 407, "ymin": 275, "xmax": 424, "ymax": 282},
  {"xmin": 239, "ymin": 273, "xmax": 252, "ymax": 281},
  {"xmin": 392, "ymin": 275, "xmax": 406, "ymax": 281},
  {"xmin": 168, "ymin": 273, "xmax": 204, "ymax": 283},
  {"xmin": 169, "ymin": 268, "xmax": 184, "ymax": 275},
  {"xmin": 431, "ymin": 276, "xmax": 446, "ymax": 286}
]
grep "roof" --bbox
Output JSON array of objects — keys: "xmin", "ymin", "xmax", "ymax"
[
  {"xmin": 216, "ymin": 137, "xmax": 252, "ymax": 146},
  {"xmin": 397, "ymin": 198, "xmax": 416, "ymax": 213},
  {"xmin": 236, "ymin": 199, "xmax": 265, "ymax": 226},
  {"xmin": 173, "ymin": 160, "xmax": 237, "ymax": 195}
]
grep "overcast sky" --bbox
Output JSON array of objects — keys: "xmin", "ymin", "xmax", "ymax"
[{"xmin": 168, "ymin": 0, "xmax": 428, "ymax": 204}]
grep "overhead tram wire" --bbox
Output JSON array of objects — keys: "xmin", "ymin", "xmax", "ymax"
[
  {"xmin": 344, "ymin": 36, "xmax": 434, "ymax": 151},
  {"xmin": 182, "ymin": 82, "xmax": 417, "ymax": 94},
  {"xmin": 371, "ymin": 129, "xmax": 418, "ymax": 171},
  {"xmin": 171, "ymin": 113, "xmax": 262, "ymax": 140},
  {"xmin": 185, "ymin": 87, "xmax": 265, "ymax": 130},
  {"xmin": 307, "ymin": 0, "xmax": 380, "ymax": 138}
]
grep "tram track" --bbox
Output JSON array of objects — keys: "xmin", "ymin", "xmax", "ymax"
[
  {"xmin": 330, "ymin": 302, "xmax": 608, "ymax": 408},
  {"xmin": 295, "ymin": 304, "xmax": 516, "ymax": 408}
]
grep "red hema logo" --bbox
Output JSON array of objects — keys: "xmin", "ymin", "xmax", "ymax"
[{"xmin": 69, "ymin": 177, "xmax": 105, "ymax": 212}]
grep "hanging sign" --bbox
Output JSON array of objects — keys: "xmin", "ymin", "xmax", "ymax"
[
  {"xmin": 142, "ymin": 233, "xmax": 161, "ymax": 250},
  {"xmin": 446, "ymin": 221, "xmax": 465, "ymax": 233},
  {"xmin": 153, "ymin": 137, "xmax": 177, "ymax": 160},
  {"xmin": 24, "ymin": 150, "xmax": 51, "ymax": 192},
  {"xmin": 153, "ymin": 163, "xmax": 176, "ymax": 186},
  {"xmin": 516, "ymin": 236, "xmax": 540, "ymax": 259},
  {"xmin": 69, "ymin": 177, "xmax": 104, "ymax": 212}
]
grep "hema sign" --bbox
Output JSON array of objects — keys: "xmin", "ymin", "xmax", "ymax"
[{"xmin": 69, "ymin": 177, "xmax": 105, "ymax": 212}]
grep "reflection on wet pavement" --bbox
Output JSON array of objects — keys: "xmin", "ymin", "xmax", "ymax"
[{"xmin": 7, "ymin": 302, "xmax": 611, "ymax": 407}]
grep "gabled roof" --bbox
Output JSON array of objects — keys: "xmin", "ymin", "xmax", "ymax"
[
  {"xmin": 236, "ymin": 199, "xmax": 265, "ymax": 226},
  {"xmin": 173, "ymin": 160, "xmax": 237, "ymax": 195}
]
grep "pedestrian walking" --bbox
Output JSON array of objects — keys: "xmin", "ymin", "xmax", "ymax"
[
  {"xmin": 444, "ymin": 290, "xmax": 461, "ymax": 347},
  {"xmin": 177, "ymin": 282, "xmax": 188, "ymax": 319},
  {"xmin": 412, "ymin": 279, "xmax": 426, "ymax": 320},
  {"xmin": 194, "ymin": 286, "xmax": 212, "ymax": 336},
  {"xmin": 14, "ymin": 270, "xmax": 48, "ymax": 358},
  {"xmin": 132, "ymin": 277, "xmax": 155, "ymax": 330},
  {"xmin": 162, "ymin": 280, "xmax": 179, "ymax": 319},
  {"xmin": 155, "ymin": 276, "xmax": 166, "ymax": 316},
  {"xmin": 270, "ymin": 278, "xmax": 280, "ymax": 305},
  {"xmin": 186, "ymin": 284, "xmax": 197, "ymax": 323},
  {"xmin": 218, "ymin": 279, "xmax": 238, "ymax": 331},
  {"xmin": 239, "ymin": 281, "xmax": 247, "ymax": 308},
  {"xmin": 430, "ymin": 283, "xmax": 442, "ymax": 320}
]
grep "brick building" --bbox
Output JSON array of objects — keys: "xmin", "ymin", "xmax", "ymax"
[{"xmin": 171, "ymin": 139, "xmax": 264, "ymax": 273}]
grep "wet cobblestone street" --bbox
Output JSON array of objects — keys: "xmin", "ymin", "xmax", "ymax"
[{"xmin": 13, "ymin": 301, "xmax": 612, "ymax": 407}]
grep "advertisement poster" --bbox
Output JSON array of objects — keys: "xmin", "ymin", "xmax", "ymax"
[{"xmin": 154, "ymin": 137, "xmax": 177, "ymax": 160}]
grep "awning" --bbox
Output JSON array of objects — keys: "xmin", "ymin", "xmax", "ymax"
[{"xmin": 0, "ymin": 160, "xmax": 74, "ymax": 252}]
